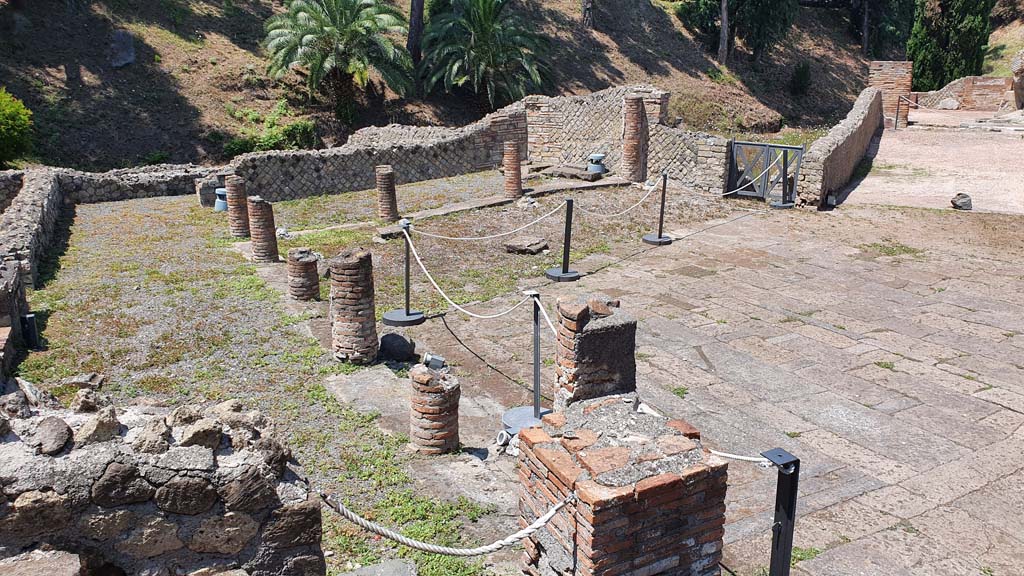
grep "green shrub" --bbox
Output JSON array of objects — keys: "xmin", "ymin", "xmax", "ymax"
[
  {"xmin": 0, "ymin": 88, "xmax": 33, "ymax": 167},
  {"xmin": 223, "ymin": 120, "xmax": 318, "ymax": 159},
  {"xmin": 426, "ymin": 0, "xmax": 452, "ymax": 20},
  {"xmin": 674, "ymin": 0, "xmax": 720, "ymax": 50},
  {"xmin": 789, "ymin": 61, "xmax": 812, "ymax": 96}
]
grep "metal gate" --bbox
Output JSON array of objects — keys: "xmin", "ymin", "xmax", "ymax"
[{"xmin": 727, "ymin": 142, "xmax": 804, "ymax": 208}]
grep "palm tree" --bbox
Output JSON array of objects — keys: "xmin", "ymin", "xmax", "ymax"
[
  {"xmin": 264, "ymin": 0, "xmax": 412, "ymax": 121},
  {"xmin": 420, "ymin": 0, "xmax": 548, "ymax": 110}
]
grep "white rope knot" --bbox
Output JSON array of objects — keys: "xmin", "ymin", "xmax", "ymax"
[{"xmin": 319, "ymin": 490, "xmax": 576, "ymax": 557}]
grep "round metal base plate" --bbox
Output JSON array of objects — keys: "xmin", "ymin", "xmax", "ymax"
[
  {"xmin": 545, "ymin": 268, "xmax": 581, "ymax": 282},
  {"xmin": 642, "ymin": 233, "xmax": 673, "ymax": 246},
  {"xmin": 502, "ymin": 406, "xmax": 553, "ymax": 435},
  {"xmin": 382, "ymin": 309, "xmax": 426, "ymax": 327}
]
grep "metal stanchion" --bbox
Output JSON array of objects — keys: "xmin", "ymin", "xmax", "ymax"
[
  {"xmin": 501, "ymin": 291, "xmax": 551, "ymax": 433},
  {"xmin": 545, "ymin": 199, "xmax": 581, "ymax": 282},
  {"xmin": 763, "ymin": 448, "xmax": 800, "ymax": 576},
  {"xmin": 642, "ymin": 172, "xmax": 672, "ymax": 246},
  {"xmin": 895, "ymin": 98, "xmax": 902, "ymax": 130},
  {"xmin": 383, "ymin": 219, "xmax": 426, "ymax": 327}
]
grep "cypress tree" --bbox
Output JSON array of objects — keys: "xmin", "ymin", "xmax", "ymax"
[{"xmin": 906, "ymin": 0, "xmax": 996, "ymax": 92}]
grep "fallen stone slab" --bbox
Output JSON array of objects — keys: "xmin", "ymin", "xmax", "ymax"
[
  {"xmin": 541, "ymin": 165, "xmax": 603, "ymax": 182},
  {"xmin": 504, "ymin": 236, "xmax": 548, "ymax": 255}
]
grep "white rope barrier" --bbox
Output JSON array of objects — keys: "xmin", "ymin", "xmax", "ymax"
[
  {"xmin": 411, "ymin": 201, "xmax": 567, "ymax": 241},
  {"xmin": 898, "ymin": 95, "xmax": 955, "ymax": 113},
  {"xmin": 576, "ymin": 185, "xmax": 657, "ymax": 218},
  {"xmin": 320, "ymin": 490, "xmax": 576, "ymax": 557},
  {"xmin": 709, "ymin": 449, "xmax": 773, "ymax": 468},
  {"xmin": 722, "ymin": 153, "xmax": 784, "ymax": 197},
  {"xmin": 402, "ymin": 228, "xmax": 533, "ymax": 319},
  {"xmin": 536, "ymin": 299, "xmax": 558, "ymax": 338}
]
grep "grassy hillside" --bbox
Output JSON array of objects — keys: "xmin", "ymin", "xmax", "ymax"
[{"xmin": 1, "ymin": 0, "xmax": 877, "ymax": 170}]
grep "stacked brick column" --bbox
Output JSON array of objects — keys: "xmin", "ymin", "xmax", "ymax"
[
  {"xmin": 868, "ymin": 61, "xmax": 913, "ymax": 128},
  {"xmin": 247, "ymin": 196, "xmax": 279, "ymax": 263},
  {"xmin": 518, "ymin": 400, "xmax": 727, "ymax": 576},
  {"xmin": 554, "ymin": 295, "xmax": 637, "ymax": 409},
  {"xmin": 328, "ymin": 249, "xmax": 378, "ymax": 364},
  {"xmin": 621, "ymin": 95, "xmax": 649, "ymax": 182},
  {"xmin": 503, "ymin": 141, "xmax": 523, "ymax": 199},
  {"xmin": 375, "ymin": 165, "xmax": 400, "ymax": 222},
  {"xmin": 225, "ymin": 175, "xmax": 250, "ymax": 238},
  {"xmin": 1012, "ymin": 49, "xmax": 1024, "ymax": 110},
  {"xmin": 287, "ymin": 247, "xmax": 320, "ymax": 301},
  {"xmin": 408, "ymin": 364, "xmax": 461, "ymax": 454}
]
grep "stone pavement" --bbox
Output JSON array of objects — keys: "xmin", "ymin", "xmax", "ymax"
[{"xmin": 406, "ymin": 204, "xmax": 1024, "ymax": 576}]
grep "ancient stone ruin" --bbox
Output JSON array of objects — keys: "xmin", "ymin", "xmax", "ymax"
[
  {"xmin": 328, "ymin": 249, "xmax": 378, "ymax": 364},
  {"xmin": 518, "ymin": 295, "xmax": 727, "ymax": 576},
  {"xmin": 0, "ymin": 379, "xmax": 325, "ymax": 575},
  {"xmin": 1013, "ymin": 49, "xmax": 1024, "ymax": 110},
  {"xmin": 408, "ymin": 364, "xmax": 461, "ymax": 455},
  {"xmin": 375, "ymin": 165, "xmax": 400, "ymax": 223}
]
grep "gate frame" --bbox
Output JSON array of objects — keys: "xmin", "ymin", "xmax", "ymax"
[{"xmin": 727, "ymin": 141, "xmax": 805, "ymax": 207}]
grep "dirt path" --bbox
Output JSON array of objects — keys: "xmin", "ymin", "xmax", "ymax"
[{"xmin": 840, "ymin": 124, "xmax": 1024, "ymax": 214}]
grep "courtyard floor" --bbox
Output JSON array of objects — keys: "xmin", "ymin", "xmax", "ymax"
[{"xmin": 17, "ymin": 165, "xmax": 1024, "ymax": 575}]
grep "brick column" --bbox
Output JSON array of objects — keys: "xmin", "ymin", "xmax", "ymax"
[
  {"xmin": 518, "ymin": 400, "xmax": 726, "ymax": 576},
  {"xmin": 328, "ymin": 249, "xmax": 378, "ymax": 364},
  {"xmin": 555, "ymin": 295, "xmax": 636, "ymax": 409},
  {"xmin": 868, "ymin": 61, "xmax": 913, "ymax": 128},
  {"xmin": 1012, "ymin": 49, "xmax": 1023, "ymax": 110},
  {"xmin": 503, "ymin": 141, "xmax": 523, "ymax": 199},
  {"xmin": 246, "ymin": 196, "xmax": 278, "ymax": 263},
  {"xmin": 621, "ymin": 95, "xmax": 649, "ymax": 182},
  {"xmin": 225, "ymin": 175, "xmax": 250, "ymax": 238},
  {"xmin": 375, "ymin": 165, "xmax": 400, "ymax": 222},
  {"xmin": 286, "ymin": 248, "xmax": 320, "ymax": 301},
  {"xmin": 408, "ymin": 364, "xmax": 460, "ymax": 454}
]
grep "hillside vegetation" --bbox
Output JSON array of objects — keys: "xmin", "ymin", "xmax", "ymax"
[{"xmin": 0, "ymin": 0, "xmax": 1017, "ymax": 171}]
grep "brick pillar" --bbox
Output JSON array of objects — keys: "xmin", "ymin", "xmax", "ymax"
[
  {"xmin": 1012, "ymin": 49, "xmax": 1023, "ymax": 110},
  {"xmin": 247, "ymin": 196, "xmax": 278, "ymax": 263},
  {"xmin": 286, "ymin": 248, "xmax": 320, "ymax": 301},
  {"xmin": 518, "ymin": 400, "xmax": 726, "ymax": 576},
  {"xmin": 554, "ymin": 295, "xmax": 636, "ymax": 410},
  {"xmin": 868, "ymin": 61, "xmax": 913, "ymax": 128},
  {"xmin": 503, "ymin": 141, "xmax": 523, "ymax": 199},
  {"xmin": 408, "ymin": 364, "xmax": 460, "ymax": 454},
  {"xmin": 225, "ymin": 175, "xmax": 250, "ymax": 238},
  {"xmin": 328, "ymin": 249, "xmax": 378, "ymax": 364},
  {"xmin": 375, "ymin": 165, "xmax": 400, "ymax": 222},
  {"xmin": 621, "ymin": 95, "xmax": 649, "ymax": 182}
]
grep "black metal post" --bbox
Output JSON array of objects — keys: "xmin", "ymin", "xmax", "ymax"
[
  {"xmin": 532, "ymin": 295, "xmax": 541, "ymax": 419},
  {"xmin": 643, "ymin": 172, "xmax": 672, "ymax": 246},
  {"xmin": 762, "ymin": 448, "xmax": 800, "ymax": 576},
  {"xmin": 895, "ymin": 98, "xmax": 901, "ymax": 130},
  {"xmin": 382, "ymin": 220, "xmax": 426, "ymax": 326},
  {"xmin": 545, "ymin": 200, "xmax": 580, "ymax": 282}
]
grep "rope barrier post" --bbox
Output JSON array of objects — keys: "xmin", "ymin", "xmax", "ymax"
[
  {"xmin": 762, "ymin": 448, "xmax": 800, "ymax": 576},
  {"xmin": 383, "ymin": 219, "xmax": 426, "ymax": 327},
  {"xmin": 895, "ymin": 97, "xmax": 902, "ymax": 130},
  {"xmin": 501, "ymin": 290, "xmax": 551, "ymax": 434},
  {"xmin": 642, "ymin": 172, "xmax": 672, "ymax": 246},
  {"xmin": 545, "ymin": 199, "xmax": 581, "ymax": 282}
]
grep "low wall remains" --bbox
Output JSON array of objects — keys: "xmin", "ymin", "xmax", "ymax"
[
  {"xmin": 913, "ymin": 76, "xmax": 1015, "ymax": 111},
  {"xmin": 232, "ymin": 107, "xmax": 527, "ymax": 202},
  {"xmin": 799, "ymin": 88, "xmax": 882, "ymax": 205},
  {"xmin": 0, "ymin": 169, "xmax": 63, "ymax": 284},
  {"xmin": 1012, "ymin": 49, "xmax": 1023, "ymax": 110},
  {"xmin": 0, "ymin": 261, "xmax": 26, "ymax": 377},
  {"xmin": 56, "ymin": 164, "xmax": 216, "ymax": 205},
  {"xmin": 0, "ymin": 170, "xmax": 23, "ymax": 214},
  {"xmin": 0, "ymin": 389, "xmax": 325, "ymax": 576}
]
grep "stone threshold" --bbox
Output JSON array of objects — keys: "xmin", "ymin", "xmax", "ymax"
[{"xmin": 376, "ymin": 176, "xmax": 632, "ymax": 239}]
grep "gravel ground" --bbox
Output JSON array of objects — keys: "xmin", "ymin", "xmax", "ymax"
[{"xmin": 17, "ymin": 176, "xmax": 732, "ymax": 575}]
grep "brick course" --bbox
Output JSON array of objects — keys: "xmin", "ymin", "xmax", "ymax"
[
  {"xmin": 622, "ymin": 95, "xmax": 649, "ymax": 183},
  {"xmin": 375, "ymin": 165, "xmax": 400, "ymax": 222},
  {"xmin": 226, "ymin": 175, "xmax": 250, "ymax": 238},
  {"xmin": 503, "ymin": 141, "xmax": 524, "ymax": 199},
  {"xmin": 286, "ymin": 248, "xmax": 320, "ymax": 301},
  {"xmin": 247, "ymin": 196, "xmax": 279, "ymax": 263},
  {"xmin": 408, "ymin": 364, "xmax": 460, "ymax": 454}
]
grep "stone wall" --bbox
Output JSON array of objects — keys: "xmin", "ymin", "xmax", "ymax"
[
  {"xmin": 868, "ymin": 61, "xmax": 913, "ymax": 128},
  {"xmin": 0, "ymin": 170, "xmax": 63, "ymax": 285},
  {"xmin": 56, "ymin": 164, "xmax": 217, "ymax": 205},
  {"xmin": 914, "ymin": 76, "xmax": 1015, "ymax": 111},
  {"xmin": 1012, "ymin": 49, "xmax": 1023, "ymax": 110},
  {"xmin": 232, "ymin": 108, "xmax": 527, "ymax": 202},
  {"xmin": 0, "ymin": 389, "xmax": 325, "ymax": 576},
  {"xmin": 0, "ymin": 170, "xmax": 23, "ymax": 214},
  {"xmin": 799, "ymin": 88, "xmax": 883, "ymax": 206},
  {"xmin": 0, "ymin": 262, "xmax": 26, "ymax": 378}
]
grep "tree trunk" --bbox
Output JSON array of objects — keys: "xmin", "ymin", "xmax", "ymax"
[
  {"xmin": 718, "ymin": 0, "xmax": 729, "ymax": 64},
  {"xmin": 861, "ymin": 0, "xmax": 870, "ymax": 56},
  {"xmin": 330, "ymin": 71, "xmax": 358, "ymax": 124},
  {"xmin": 581, "ymin": 0, "xmax": 594, "ymax": 29},
  {"xmin": 407, "ymin": 0, "xmax": 425, "ymax": 65}
]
